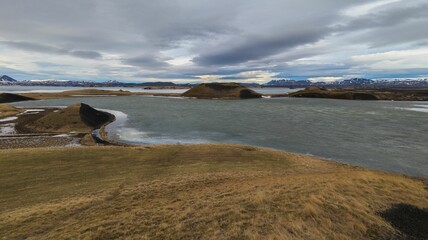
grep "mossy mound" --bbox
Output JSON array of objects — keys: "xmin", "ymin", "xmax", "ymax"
[
  {"xmin": 25, "ymin": 103, "xmax": 111, "ymax": 133},
  {"xmin": 0, "ymin": 93, "xmax": 34, "ymax": 103},
  {"xmin": 182, "ymin": 83, "xmax": 262, "ymax": 99}
]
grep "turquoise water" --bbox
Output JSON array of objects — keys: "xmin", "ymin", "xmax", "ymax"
[{"xmin": 13, "ymin": 96, "xmax": 428, "ymax": 177}]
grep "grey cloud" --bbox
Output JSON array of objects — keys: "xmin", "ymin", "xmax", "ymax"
[
  {"xmin": 33, "ymin": 62, "xmax": 71, "ymax": 68},
  {"xmin": 336, "ymin": 1, "xmax": 428, "ymax": 31},
  {"xmin": 193, "ymin": 29, "xmax": 327, "ymax": 66},
  {"xmin": 0, "ymin": 41, "xmax": 68, "ymax": 55},
  {"xmin": 350, "ymin": 19, "xmax": 428, "ymax": 48},
  {"xmin": 122, "ymin": 55, "xmax": 171, "ymax": 68},
  {"xmin": 0, "ymin": 0, "xmax": 426, "ymax": 81},
  {"xmin": 71, "ymin": 50, "xmax": 102, "ymax": 59},
  {"xmin": 0, "ymin": 41, "xmax": 102, "ymax": 59}
]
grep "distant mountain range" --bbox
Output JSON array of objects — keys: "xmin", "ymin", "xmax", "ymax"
[
  {"xmin": 266, "ymin": 78, "xmax": 428, "ymax": 88},
  {"xmin": 0, "ymin": 75, "xmax": 191, "ymax": 87},
  {"xmin": 1, "ymin": 75, "xmax": 428, "ymax": 88}
]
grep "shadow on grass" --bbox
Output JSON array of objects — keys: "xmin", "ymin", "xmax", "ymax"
[{"xmin": 379, "ymin": 204, "xmax": 428, "ymax": 240}]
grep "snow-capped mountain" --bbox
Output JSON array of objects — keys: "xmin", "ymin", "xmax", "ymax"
[{"xmin": 0, "ymin": 75, "xmax": 17, "ymax": 82}]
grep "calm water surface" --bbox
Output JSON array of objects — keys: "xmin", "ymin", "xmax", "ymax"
[
  {"xmin": 13, "ymin": 96, "xmax": 428, "ymax": 177},
  {"xmin": 0, "ymin": 86, "xmax": 299, "ymax": 95}
]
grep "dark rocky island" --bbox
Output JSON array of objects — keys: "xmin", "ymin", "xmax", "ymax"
[
  {"xmin": 0, "ymin": 93, "xmax": 34, "ymax": 104},
  {"xmin": 182, "ymin": 82, "xmax": 262, "ymax": 99}
]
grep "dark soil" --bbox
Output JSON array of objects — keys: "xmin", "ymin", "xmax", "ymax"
[
  {"xmin": 379, "ymin": 204, "xmax": 428, "ymax": 240},
  {"xmin": 0, "ymin": 93, "xmax": 34, "ymax": 103}
]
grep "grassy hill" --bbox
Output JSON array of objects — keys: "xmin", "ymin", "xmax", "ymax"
[
  {"xmin": 0, "ymin": 144, "xmax": 426, "ymax": 239},
  {"xmin": 182, "ymin": 83, "xmax": 262, "ymax": 99},
  {"xmin": 23, "ymin": 103, "xmax": 112, "ymax": 134}
]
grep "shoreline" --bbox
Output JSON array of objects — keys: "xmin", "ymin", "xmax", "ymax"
[
  {"xmin": 90, "ymin": 110, "xmax": 428, "ymax": 180},
  {"xmin": 2, "ymin": 104, "xmax": 427, "ymax": 179},
  {"xmin": 1, "ymin": 104, "xmax": 428, "ymax": 239},
  {"xmin": 2, "ymin": 87, "xmax": 427, "ymax": 101}
]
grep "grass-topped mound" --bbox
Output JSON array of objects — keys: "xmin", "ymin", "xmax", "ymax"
[
  {"xmin": 23, "ymin": 103, "xmax": 112, "ymax": 133},
  {"xmin": 0, "ymin": 144, "xmax": 427, "ymax": 239},
  {"xmin": 0, "ymin": 93, "xmax": 34, "ymax": 103},
  {"xmin": 182, "ymin": 82, "xmax": 262, "ymax": 99}
]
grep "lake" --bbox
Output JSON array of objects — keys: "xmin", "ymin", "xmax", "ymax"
[
  {"xmin": 0, "ymin": 85, "xmax": 301, "ymax": 95},
  {"xmin": 12, "ymin": 95, "xmax": 428, "ymax": 177}
]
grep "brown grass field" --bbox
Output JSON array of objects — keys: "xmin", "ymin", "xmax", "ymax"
[
  {"xmin": 0, "ymin": 144, "xmax": 427, "ymax": 239},
  {"xmin": 0, "ymin": 104, "xmax": 23, "ymax": 118}
]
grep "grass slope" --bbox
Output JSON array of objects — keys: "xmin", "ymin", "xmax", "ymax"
[
  {"xmin": 183, "ymin": 83, "xmax": 262, "ymax": 99},
  {"xmin": 0, "ymin": 144, "xmax": 427, "ymax": 239},
  {"xmin": 0, "ymin": 104, "xmax": 23, "ymax": 118}
]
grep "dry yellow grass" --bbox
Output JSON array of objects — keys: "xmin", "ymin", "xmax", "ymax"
[
  {"xmin": 0, "ymin": 104, "xmax": 23, "ymax": 118},
  {"xmin": 0, "ymin": 144, "xmax": 427, "ymax": 239}
]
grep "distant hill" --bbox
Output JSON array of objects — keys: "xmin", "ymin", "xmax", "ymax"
[
  {"xmin": 182, "ymin": 83, "xmax": 262, "ymax": 99},
  {"xmin": 2, "ymin": 73, "xmax": 428, "ymax": 89},
  {"xmin": 265, "ymin": 78, "xmax": 428, "ymax": 88},
  {"xmin": 287, "ymin": 87, "xmax": 428, "ymax": 101},
  {"xmin": 0, "ymin": 93, "xmax": 34, "ymax": 103}
]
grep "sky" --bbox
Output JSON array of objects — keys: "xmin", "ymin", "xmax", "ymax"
[{"xmin": 0, "ymin": 0, "xmax": 427, "ymax": 83}]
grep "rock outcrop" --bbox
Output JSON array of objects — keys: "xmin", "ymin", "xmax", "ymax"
[{"xmin": 0, "ymin": 93, "xmax": 34, "ymax": 103}]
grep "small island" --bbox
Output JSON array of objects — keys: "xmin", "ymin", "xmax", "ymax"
[{"xmin": 182, "ymin": 82, "xmax": 262, "ymax": 99}]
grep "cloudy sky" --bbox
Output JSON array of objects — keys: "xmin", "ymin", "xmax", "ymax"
[{"xmin": 0, "ymin": 0, "xmax": 427, "ymax": 83}]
